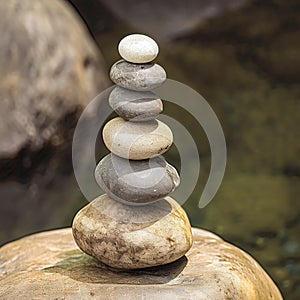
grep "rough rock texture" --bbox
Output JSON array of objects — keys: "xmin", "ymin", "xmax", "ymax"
[
  {"xmin": 110, "ymin": 60, "xmax": 166, "ymax": 91},
  {"xmin": 103, "ymin": 117, "xmax": 173, "ymax": 160},
  {"xmin": 0, "ymin": 0, "xmax": 109, "ymax": 244},
  {"xmin": 0, "ymin": 228, "xmax": 282, "ymax": 299},
  {"xmin": 0, "ymin": 0, "xmax": 107, "ymax": 160},
  {"xmin": 72, "ymin": 194, "xmax": 192, "ymax": 269},
  {"xmin": 95, "ymin": 154, "xmax": 180, "ymax": 205}
]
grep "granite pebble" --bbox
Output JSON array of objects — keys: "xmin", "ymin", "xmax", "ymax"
[
  {"xmin": 110, "ymin": 60, "xmax": 166, "ymax": 91},
  {"xmin": 109, "ymin": 86, "xmax": 163, "ymax": 121},
  {"xmin": 95, "ymin": 154, "xmax": 180, "ymax": 205}
]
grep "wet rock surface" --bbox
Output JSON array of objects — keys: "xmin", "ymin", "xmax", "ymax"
[{"xmin": 0, "ymin": 227, "xmax": 282, "ymax": 299}]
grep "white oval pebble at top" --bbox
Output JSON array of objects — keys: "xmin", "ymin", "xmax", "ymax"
[{"xmin": 118, "ymin": 34, "xmax": 159, "ymax": 63}]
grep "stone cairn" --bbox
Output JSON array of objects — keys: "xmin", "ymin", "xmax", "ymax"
[{"xmin": 72, "ymin": 34, "xmax": 193, "ymax": 269}]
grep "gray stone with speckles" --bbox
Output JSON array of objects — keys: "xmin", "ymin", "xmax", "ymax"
[
  {"xmin": 109, "ymin": 86, "xmax": 163, "ymax": 121},
  {"xmin": 110, "ymin": 60, "xmax": 166, "ymax": 91},
  {"xmin": 95, "ymin": 154, "xmax": 180, "ymax": 205}
]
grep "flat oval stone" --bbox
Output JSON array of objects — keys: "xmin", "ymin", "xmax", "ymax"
[
  {"xmin": 109, "ymin": 86, "xmax": 163, "ymax": 121},
  {"xmin": 102, "ymin": 117, "xmax": 173, "ymax": 160},
  {"xmin": 118, "ymin": 34, "xmax": 159, "ymax": 63},
  {"xmin": 72, "ymin": 194, "xmax": 193, "ymax": 269},
  {"xmin": 110, "ymin": 60, "xmax": 166, "ymax": 91},
  {"xmin": 95, "ymin": 154, "xmax": 180, "ymax": 205}
]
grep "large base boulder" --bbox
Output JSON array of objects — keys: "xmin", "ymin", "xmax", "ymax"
[{"xmin": 0, "ymin": 227, "xmax": 282, "ymax": 299}]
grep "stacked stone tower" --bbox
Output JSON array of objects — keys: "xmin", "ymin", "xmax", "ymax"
[{"xmin": 72, "ymin": 34, "xmax": 193, "ymax": 269}]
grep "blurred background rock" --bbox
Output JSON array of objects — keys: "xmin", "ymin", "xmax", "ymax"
[
  {"xmin": 0, "ymin": 0, "xmax": 109, "ymax": 246},
  {"xmin": 0, "ymin": 0, "xmax": 299, "ymax": 299}
]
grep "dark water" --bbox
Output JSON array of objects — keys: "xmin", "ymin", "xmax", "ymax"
[{"xmin": 1, "ymin": 0, "xmax": 299, "ymax": 299}]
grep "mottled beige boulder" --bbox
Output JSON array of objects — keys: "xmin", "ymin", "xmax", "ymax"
[
  {"xmin": 0, "ymin": 0, "xmax": 109, "ymax": 244},
  {"xmin": 0, "ymin": 228, "xmax": 282, "ymax": 299},
  {"xmin": 72, "ymin": 194, "xmax": 192, "ymax": 269},
  {"xmin": 0, "ymin": 0, "xmax": 108, "ymax": 159}
]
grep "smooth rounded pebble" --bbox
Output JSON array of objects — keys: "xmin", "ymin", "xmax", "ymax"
[
  {"xmin": 118, "ymin": 34, "xmax": 159, "ymax": 63},
  {"xmin": 95, "ymin": 154, "xmax": 180, "ymax": 205},
  {"xmin": 109, "ymin": 86, "xmax": 163, "ymax": 121},
  {"xmin": 72, "ymin": 194, "xmax": 193, "ymax": 269},
  {"xmin": 110, "ymin": 60, "xmax": 166, "ymax": 91},
  {"xmin": 102, "ymin": 117, "xmax": 173, "ymax": 160}
]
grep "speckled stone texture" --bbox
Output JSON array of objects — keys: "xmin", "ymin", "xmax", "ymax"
[
  {"xmin": 110, "ymin": 60, "xmax": 166, "ymax": 91},
  {"xmin": 102, "ymin": 117, "xmax": 173, "ymax": 160},
  {"xmin": 0, "ymin": 228, "xmax": 282, "ymax": 300},
  {"xmin": 72, "ymin": 194, "xmax": 192, "ymax": 269},
  {"xmin": 109, "ymin": 86, "xmax": 163, "ymax": 121},
  {"xmin": 95, "ymin": 154, "xmax": 180, "ymax": 205}
]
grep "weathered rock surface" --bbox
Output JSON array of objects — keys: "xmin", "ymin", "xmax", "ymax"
[
  {"xmin": 0, "ymin": 0, "xmax": 108, "ymax": 244},
  {"xmin": 72, "ymin": 194, "xmax": 192, "ymax": 269},
  {"xmin": 109, "ymin": 86, "xmax": 163, "ymax": 121},
  {"xmin": 110, "ymin": 60, "xmax": 166, "ymax": 91},
  {"xmin": 0, "ymin": 0, "xmax": 107, "ymax": 161},
  {"xmin": 0, "ymin": 227, "xmax": 282, "ymax": 299},
  {"xmin": 103, "ymin": 117, "xmax": 173, "ymax": 160},
  {"xmin": 95, "ymin": 154, "xmax": 180, "ymax": 205}
]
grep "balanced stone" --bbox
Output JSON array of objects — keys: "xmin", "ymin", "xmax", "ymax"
[
  {"xmin": 110, "ymin": 60, "xmax": 166, "ymax": 91},
  {"xmin": 102, "ymin": 117, "xmax": 173, "ymax": 160},
  {"xmin": 118, "ymin": 34, "xmax": 159, "ymax": 63},
  {"xmin": 95, "ymin": 154, "xmax": 180, "ymax": 205},
  {"xmin": 109, "ymin": 86, "xmax": 163, "ymax": 121},
  {"xmin": 72, "ymin": 194, "xmax": 193, "ymax": 269}
]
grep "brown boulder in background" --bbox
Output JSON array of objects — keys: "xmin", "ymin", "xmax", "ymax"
[{"xmin": 0, "ymin": 0, "xmax": 109, "ymax": 244}]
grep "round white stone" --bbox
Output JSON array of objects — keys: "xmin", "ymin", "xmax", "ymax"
[{"xmin": 118, "ymin": 34, "xmax": 159, "ymax": 63}]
